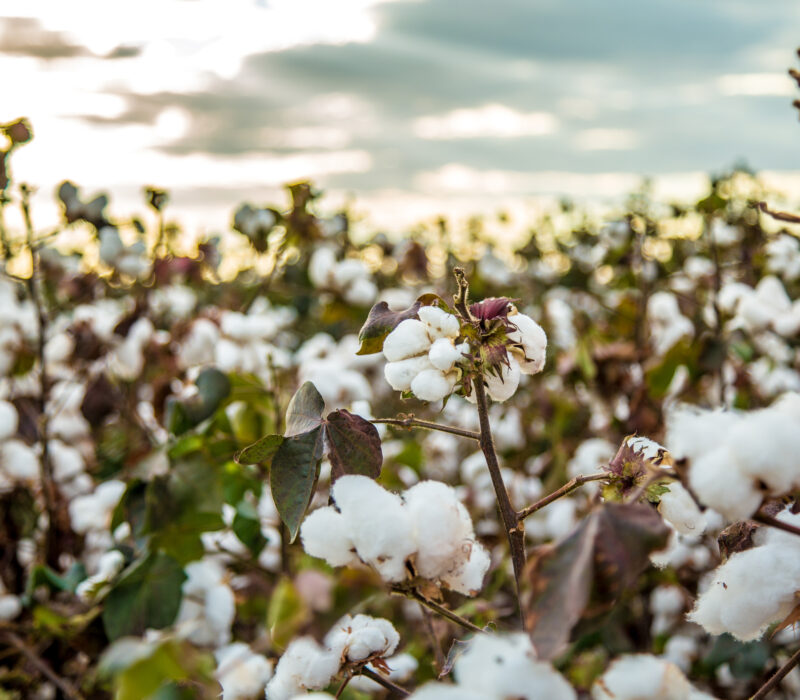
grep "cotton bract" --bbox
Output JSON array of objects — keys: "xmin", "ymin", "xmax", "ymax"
[
  {"xmin": 300, "ymin": 475, "xmax": 490, "ymax": 595},
  {"xmin": 382, "ymin": 308, "xmax": 466, "ymax": 402}
]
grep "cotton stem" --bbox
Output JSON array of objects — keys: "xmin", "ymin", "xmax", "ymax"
[
  {"xmin": 371, "ymin": 416, "xmax": 480, "ymax": 441},
  {"xmin": 517, "ymin": 472, "xmax": 608, "ymax": 521},
  {"xmin": 751, "ymin": 645, "xmax": 800, "ymax": 700}
]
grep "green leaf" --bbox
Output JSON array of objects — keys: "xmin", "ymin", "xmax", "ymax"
[
  {"xmin": 270, "ymin": 426, "xmax": 324, "ymax": 542},
  {"xmin": 356, "ymin": 293, "xmax": 440, "ymax": 355},
  {"xmin": 232, "ymin": 500, "xmax": 267, "ymax": 555},
  {"xmin": 102, "ymin": 552, "xmax": 186, "ymax": 641},
  {"xmin": 285, "ymin": 381, "xmax": 325, "ymax": 436},
  {"xmin": 165, "ymin": 367, "xmax": 231, "ymax": 435},
  {"xmin": 266, "ymin": 578, "xmax": 311, "ymax": 648},
  {"xmin": 324, "ymin": 409, "xmax": 382, "ymax": 480},
  {"xmin": 235, "ymin": 434, "xmax": 284, "ymax": 465}
]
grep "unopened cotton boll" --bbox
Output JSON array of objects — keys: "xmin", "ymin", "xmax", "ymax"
[
  {"xmin": 383, "ymin": 319, "xmax": 432, "ymax": 362},
  {"xmin": 508, "ymin": 313, "xmax": 547, "ymax": 374},
  {"xmin": 418, "ymin": 306, "xmax": 460, "ymax": 339},
  {"xmin": 658, "ymin": 482, "xmax": 706, "ymax": 536},
  {"xmin": 384, "ymin": 355, "xmax": 435, "ymax": 391},
  {"xmin": 410, "ymin": 368, "xmax": 456, "ymax": 402}
]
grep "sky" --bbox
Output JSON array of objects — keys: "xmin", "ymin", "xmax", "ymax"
[{"xmin": 2, "ymin": 0, "xmax": 800, "ymax": 235}]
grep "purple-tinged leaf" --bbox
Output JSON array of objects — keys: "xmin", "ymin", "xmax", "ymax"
[
  {"xmin": 469, "ymin": 297, "xmax": 515, "ymax": 321},
  {"xmin": 270, "ymin": 426, "xmax": 325, "ymax": 541},
  {"xmin": 325, "ymin": 410, "xmax": 382, "ymax": 480},
  {"xmin": 356, "ymin": 293, "xmax": 440, "ymax": 355}
]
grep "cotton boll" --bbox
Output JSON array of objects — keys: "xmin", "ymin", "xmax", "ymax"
[
  {"xmin": 662, "ymin": 636, "xmax": 698, "ymax": 673},
  {"xmin": 441, "ymin": 541, "xmax": 491, "ymax": 595},
  {"xmin": 267, "ymin": 638, "xmax": 341, "ymax": 700},
  {"xmin": 384, "ymin": 355, "xmax": 434, "ymax": 391},
  {"xmin": 687, "ymin": 447, "xmax": 762, "ymax": 522},
  {"xmin": 0, "ymin": 594, "xmax": 22, "ymax": 621},
  {"xmin": 348, "ymin": 653, "xmax": 419, "ymax": 693},
  {"xmin": 301, "ymin": 507, "xmax": 359, "ymax": 568},
  {"xmin": 411, "ymin": 368, "xmax": 456, "ymax": 402},
  {"xmin": 179, "ymin": 319, "xmax": 219, "ymax": 368},
  {"xmin": 308, "ymin": 246, "xmax": 337, "ymax": 288},
  {"xmin": 658, "ymin": 482, "xmax": 706, "ymax": 536},
  {"xmin": 405, "ymin": 481, "xmax": 474, "ymax": 580},
  {"xmin": 383, "ymin": 319, "xmax": 432, "ymax": 362},
  {"xmin": 484, "ymin": 358, "xmax": 521, "ymax": 402},
  {"xmin": 418, "ymin": 306, "xmax": 460, "ymax": 340},
  {"xmin": 665, "ymin": 406, "xmax": 740, "ymax": 462},
  {"xmin": 333, "ymin": 476, "xmax": 415, "ymax": 583},
  {"xmin": 49, "ymin": 440, "xmax": 85, "ymax": 482},
  {"xmin": 98, "ymin": 226, "xmax": 124, "ymax": 263},
  {"xmin": 215, "ymin": 643, "xmax": 273, "ymax": 700},
  {"xmin": 327, "ymin": 614, "xmax": 400, "ymax": 662},
  {"xmin": 0, "ymin": 401, "xmax": 19, "ymax": 441},
  {"xmin": 1, "ymin": 439, "xmax": 40, "ymax": 482},
  {"xmin": 592, "ymin": 655, "xmax": 692, "ymax": 700},
  {"xmin": 428, "ymin": 338, "xmax": 466, "ymax": 371},
  {"xmin": 407, "ymin": 684, "xmax": 487, "ymax": 700},
  {"xmin": 344, "ymin": 276, "xmax": 378, "ymax": 306},
  {"xmin": 455, "ymin": 633, "xmax": 576, "ymax": 700},
  {"xmin": 333, "ymin": 259, "xmax": 368, "ymax": 289},
  {"xmin": 508, "ymin": 313, "xmax": 547, "ymax": 374}
]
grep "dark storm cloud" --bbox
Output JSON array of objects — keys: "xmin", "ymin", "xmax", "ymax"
[{"xmin": 72, "ymin": 0, "xmax": 800, "ymax": 190}]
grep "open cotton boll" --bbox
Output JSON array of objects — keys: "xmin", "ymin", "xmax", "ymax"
[
  {"xmin": 410, "ymin": 368, "xmax": 456, "ymax": 402},
  {"xmin": 408, "ymin": 685, "xmax": 488, "ymax": 700},
  {"xmin": 333, "ymin": 476, "xmax": 415, "ymax": 582},
  {"xmin": 0, "ymin": 439, "xmax": 38, "ymax": 482},
  {"xmin": 483, "ymin": 357, "xmax": 521, "ymax": 402},
  {"xmin": 658, "ymin": 482, "xmax": 706, "ymax": 536},
  {"xmin": 267, "ymin": 637, "xmax": 342, "ymax": 700},
  {"xmin": 405, "ymin": 480, "xmax": 475, "ymax": 579},
  {"xmin": 385, "ymin": 355, "xmax": 435, "ymax": 391},
  {"xmin": 344, "ymin": 276, "xmax": 378, "ymax": 306},
  {"xmin": 383, "ymin": 319, "xmax": 432, "ymax": 362},
  {"xmin": 592, "ymin": 655, "xmax": 697, "ymax": 700},
  {"xmin": 440, "ymin": 541, "xmax": 491, "ymax": 595},
  {"xmin": 418, "ymin": 306, "xmax": 460, "ymax": 340},
  {"xmin": 687, "ymin": 448, "xmax": 762, "ymax": 522},
  {"xmin": 428, "ymin": 338, "xmax": 467, "ymax": 371},
  {"xmin": 300, "ymin": 506, "xmax": 359, "ymax": 568},
  {"xmin": 324, "ymin": 614, "xmax": 400, "ymax": 663},
  {"xmin": 215, "ymin": 643, "xmax": 273, "ymax": 700},
  {"xmin": 508, "ymin": 313, "xmax": 547, "ymax": 374},
  {"xmin": 333, "ymin": 258, "xmax": 369, "ymax": 289},
  {"xmin": 49, "ymin": 439, "xmax": 85, "ymax": 483},
  {"xmin": 308, "ymin": 246, "xmax": 337, "ymax": 288},
  {"xmin": 454, "ymin": 633, "xmax": 576, "ymax": 700},
  {"xmin": 349, "ymin": 653, "xmax": 419, "ymax": 693}
]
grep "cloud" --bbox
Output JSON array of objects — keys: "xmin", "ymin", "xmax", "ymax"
[
  {"xmin": 716, "ymin": 72, "xmax": 797, "ymax": 97},
  {"xmin": 573, "ymin": 128, "xmax": 639, "ymax": 151},
  {"xmin": 414, "ymin": 104, "xmax": 558, "ymax": 139}
]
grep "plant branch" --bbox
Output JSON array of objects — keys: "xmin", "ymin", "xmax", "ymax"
[
  {"xmin": 402, "ymin": 588, "xmax": 485, "ymax": 634},
  {"xmin": 452, "ymin": 267, "xmax": 473, "ymax": 321},
  {"xmin": 751, "ymin": 645, "xmax": 800, "ymax": 700},
  {"xmin": 358, "ymin": 666, "xmax": 410, "ymax": 697},
  {"xmin": 757, "ymin": 201, "xmax": 800, "ymax": 225},
  {"xmin": 419, "ymin": 604, "xmax": 445, "ymax": 671},
  {"xmin": 517, "ymin": 473, "xmax": 608, "ymax": 522},
  {"xmin": 371, "ymin": 416, "xmax": 480, "ymax": 441},
  {"xmin": 2, "ymin": 631, "xmax": 84, "ymax": 700},
  {"xmin": 753, "ymin": 512, "xmax": 800, "ymax": 539},
  {"xmin": 20, "ymin": 184, "xmax": 59, "ymax": 567},
  {"xmin": 472, "ymin": 377, "xmax": 526, "ymax": 594}
]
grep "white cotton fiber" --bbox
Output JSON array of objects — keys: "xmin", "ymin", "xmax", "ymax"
[
  {"xmin": 384, "ymin": 355, "xmax": 435, "ymax": 391},
  {"xmin": 428, "ymin": 337, "xmax": 465, "ymax": 371},
  {"xmin": 1, "ymin": 439, "xmax": 39, "ymax": 482},
  {"xmin": 300, "ymin": 507, "xmax": 359, "ymax": 568},
  {"xmin": 383, "ymin": 319, "xmax": 431, "ymax": 362},
  {"xmin": 418, "ymin": 306, "xmax": 460, "ymax": 339},
  {"xmin": 454, "ymin": 633, "xmax": 576, "ymax": 700},
  {"xmin": 410, "ymin": 369, "xmax": 456, "ymax": 402},
  {"xmin": 484, "ymin": 358, "xmax": 521, "ymax": 402},
  {"xmin": 0, "ymin": 400, "xmax": 19, "ymax": 440},
  {"xmin": 592, "ymin": 655, "xmax": 692, "ymax": 700},
  {"xmin": 441, "ymin": 542, "xmax": 491, "ymax": 596},
  {"xmin": 215, "ymin": 643, "xmax": 273, "ymax": 700},
  {"xmin": 404, "ymin": 480, "xmax": 474, "ymax": 579},
  {"xmin": 325, "ymin": 614, "xmax": 400, "ymax": 663},
  {"xmin": 267, "ymin": 637, "xmax": 341, "ymax": 700},
  {"xmin": 333, "ymin": 476, "xmax": 415, "ymax": 583},
  {"xmin": 658, "ymin": 482, "xmax": 706, "ymax": 536},
  {"xmin": 508, "ymin": 313, "xmax": 547, "ymax": 374}
]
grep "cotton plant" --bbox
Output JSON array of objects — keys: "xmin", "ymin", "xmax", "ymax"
[
  {"xmin": 308, "ymin": 245, "xmax": 378, "ymax": 307},
  {"xmin": 592, "ymin": 654, "xmax": 716, "ymax": 700},
  {"xmin": 301, "ymin": 475, "xmax": 490, "ymax": 596},
  {"xmin": 266, "ymin": 614, "xmax": 400, "ymax": 700}
]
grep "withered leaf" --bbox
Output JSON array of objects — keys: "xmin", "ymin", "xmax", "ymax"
[
  {"xmin": 524, "ymin": 502, "xmax": 670, "ymax": 659},
  {"xmin": 356, "ymin": 293, "xmax": 440, "ymax": 355}
]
